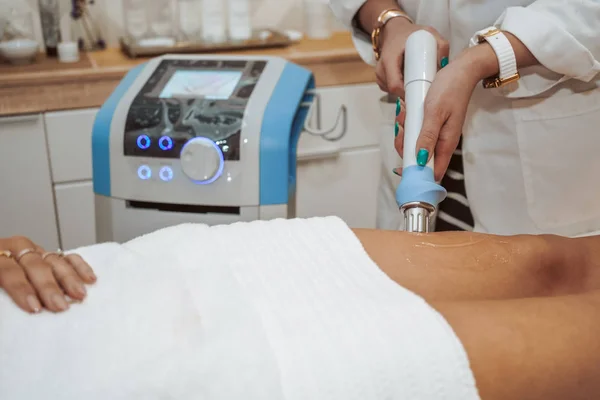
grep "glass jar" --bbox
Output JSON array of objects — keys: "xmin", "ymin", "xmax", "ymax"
[{"xmin": 122, "ymin": 0, "xmax": 149, "ymax": 40}]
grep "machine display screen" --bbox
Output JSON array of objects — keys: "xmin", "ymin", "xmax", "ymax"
[
  {"xmin": 159, "ymin": 70, "xmax": 243, "ymax": 100},
  {"xmin": 123, "ymin": 59, "xmax": 268, "ymax": 161}
]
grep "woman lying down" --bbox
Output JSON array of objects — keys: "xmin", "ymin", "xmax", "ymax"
[{"xmin": 1, "ymin": 217, "xmax": 599, "ymax": 400}]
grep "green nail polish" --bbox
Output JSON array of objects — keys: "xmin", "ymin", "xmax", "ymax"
[
  {"xmin": 392, "ymin": 168, "xmax": 400, "ymax": 176},
  {"xmin": 440, "ymin": 57, "xmax": 449, "ymax": 68},
  {"xmin": 396, "ymin": 98, "xmax": 401, "ymax": 116},
  {"xmin": 417, "ymin": 148, "xmax": 429, "ymax": 166},
  {"xmin": 394, "ymin": 122, "xmax": 400, "ymax": 137}
]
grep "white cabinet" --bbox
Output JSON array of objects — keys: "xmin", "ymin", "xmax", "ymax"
[
  {"xmin": 46, "ymin": 109, "xmax": 98, "ymax": 182},
  {"xmin": 54, "ymin": 182, "xmax": 96, "ymax": 250},
  {"xmin": 297, "ymin": 83, "xmax": 383, "ymax": 228},
  {"xmin": 45, "ymin": 109, "xmax": 99, "ymax": 249},
  {"xmin": 0, "ymin": 114, "xmax": 60, "ymax": 250}
]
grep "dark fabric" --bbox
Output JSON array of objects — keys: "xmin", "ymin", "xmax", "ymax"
[{"xmin": 435, "ymin": 137, "xmax": 474, "ymax": 232}]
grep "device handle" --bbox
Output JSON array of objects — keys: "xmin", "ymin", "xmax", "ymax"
[{"xmin": 401, "ymin": 30, "xmax": 438, "ymax": 170}]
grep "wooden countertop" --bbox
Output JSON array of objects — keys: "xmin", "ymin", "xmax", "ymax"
[{"xmin": 0, "ymin": 32, "xmax": 375, "ymax": 117}]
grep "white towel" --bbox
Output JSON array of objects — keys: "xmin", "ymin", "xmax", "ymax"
[{"xmin": 0, "ymin": 217, "xmax": 480, "ymax": 400}]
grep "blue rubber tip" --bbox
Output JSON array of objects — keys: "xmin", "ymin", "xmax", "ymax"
[{"xmin": 396, "ymin": 165, "xmax": 447, "ymax": 208}]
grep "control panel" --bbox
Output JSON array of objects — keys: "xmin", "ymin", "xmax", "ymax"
[{"xmin": 123, "ymin": 59, "xmax": 267, "ymax": 166}]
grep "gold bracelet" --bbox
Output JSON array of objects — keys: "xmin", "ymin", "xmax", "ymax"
[{"xmin": 371, "ymin": 9, "xmax": 414, "ymax": 61}]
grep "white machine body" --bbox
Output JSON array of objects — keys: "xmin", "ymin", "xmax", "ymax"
[{"xmin": 92, "ymin": 55, "xmax": 315, "ymax": 243}]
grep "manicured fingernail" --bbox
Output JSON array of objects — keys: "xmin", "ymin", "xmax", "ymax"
[
  {"xmin": 52, "ymin": 294, "xmax": 69, "ymax": 311},
  {"xmin": 394, "ymin": 121, "xmax": 400, "ymax": 137},
  {"xmin": 417, "ymin": 148, "xmax": 429, "ymax": 166},
  {"xmin": 72, "ymin": 283, "xmax": 86, "ymax": 297},
  {"xmin": 396, "ymin": 97, "xmax": 401, "ymax": 116},
  {"xmin": 26, "ymin": 295, "xmax": 41, "ymax": 313},
  {"xmin": 440, "ymin": 57, "xmax": 449, "ymax": 68},
  {"xmin": 392, "ymin": 168, "xmax": 401, "ymax": 176}
]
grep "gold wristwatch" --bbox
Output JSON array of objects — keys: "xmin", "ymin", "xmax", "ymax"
[
  {"xmin": 371, "ymin": 9, "xmax": 414, "ymax": 61},
  {"xmin": 469, "ymin": 27, "xmax": 520, "ymax": 89}
]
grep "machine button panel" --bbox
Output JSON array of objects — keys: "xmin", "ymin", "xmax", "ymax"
[{"xmin": 180, "ymin": 137, "xmax": 224, "ymax": 184}]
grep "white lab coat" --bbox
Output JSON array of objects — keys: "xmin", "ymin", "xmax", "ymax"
[{"xmin": 329, "ymin": 0, "xmax": 600, "ymax": 236}]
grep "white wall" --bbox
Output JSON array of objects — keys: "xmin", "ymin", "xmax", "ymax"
[{"xmin": 1, "ymin": 0, "xmax": 344, "ymax": 49}]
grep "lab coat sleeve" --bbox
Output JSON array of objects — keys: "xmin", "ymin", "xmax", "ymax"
[
  {"xmin": 328, "ymin": 0, "xmax": 378, "ymax": 66},
  {"xmin": 491, "ymin": 0, "xmax": 600, "ymax": 98}
]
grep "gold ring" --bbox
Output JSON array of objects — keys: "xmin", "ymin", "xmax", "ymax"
[
  {"xmin": 0, "ymin": 250, "xmax": 12, "ymax": 259},
  {"xmin": 42, "ymin": 249, "xmax": 64, "ymax": 260},
  {"xmin": 15, "ymin": 248, "xmax": 37, "ymax": 262}
]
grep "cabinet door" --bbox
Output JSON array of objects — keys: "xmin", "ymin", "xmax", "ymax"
[
  {"xmin": 296, "ymin": 148, "xmax": 381, "ymax": 228},
  {"xmin": 296, "ymin": 84, "xmax": 384, "ymax": 229},
  {"xmin": 0, "ymin": 114, "xmax": 60, "ymax": 250},
  {"xmin": 54, "ymin": 181, "xmax": 97, "ymax": 250},
  {"xmin": 45, "ymin": 108, "xmax": 98, "ymax": 183}
]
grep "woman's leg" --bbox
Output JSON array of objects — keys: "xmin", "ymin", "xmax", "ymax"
[
  {"xmin": 353, "ymin": 228, "xmax": 593, "ymax": 301},
  {"xmin": 435, "ymin": 290, "xmax": 600, "ymax": 400}
]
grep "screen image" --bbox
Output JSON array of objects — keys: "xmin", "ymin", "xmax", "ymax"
[{"xmin": 159, "ymin": 70, "xmax": 243, "ymax": 100}]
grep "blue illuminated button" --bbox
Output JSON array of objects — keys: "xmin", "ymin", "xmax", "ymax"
[
  {"xmin": 159, "ymin": 166, "xmax": 174, "ymax": 182},
  {"xmin": 137, "ymin": 134, "xmax": 151, "ymax": 150},
  {"xmin": 158, "ymin": 136, "xmax": 174, "ymax": 151},
  {"xmin": 137, "ymin": 165, "xmax": 152, "ymax": 180}
]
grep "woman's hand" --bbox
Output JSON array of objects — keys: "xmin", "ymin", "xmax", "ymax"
[
  {"xmin": 376, "ymin": 18, "xmax": 449, "ymax": 98},
  {"xmin": 395, "ymin": 33, "xmax": 537, "ymax": 181},
  {"xmin": 394, "ymin": 58, "xmax": 480, "ymax": 180},
  {"xmin": 0, "ymin": 236, "xmax": 96, "ymax": 313}
]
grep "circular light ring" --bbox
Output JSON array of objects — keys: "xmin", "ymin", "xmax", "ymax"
[
  {"xmin": 158, "ymin": 136, "xmax": 174, "ymax": 151},
  {"xmin": 137, "ymin": 165, "xmax": 152, "ymax": 180},
  {"xmin": 159, "ymin": 166, "xmax": 174, "ymax": 181},
  {"xmin": 137, "ymin": 134, "xmax": 151, "ymax": 150},
  {"xmin": 180, "ymin": 137, "xmax": 225, "ymax": 185}
]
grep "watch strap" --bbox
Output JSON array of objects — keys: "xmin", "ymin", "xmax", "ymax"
[{"xmin": 470, "ymin": 27, "xmax": 520, "ymax": 89}]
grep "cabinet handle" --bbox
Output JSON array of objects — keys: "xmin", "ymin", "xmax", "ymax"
[
  {"xmin": 302, "ymin": 91, "xmax": 348, "ymax": 142},
  {"xmin": 0, "ymin": 114, "xmax": 40, "ymax": 125},
  {"xmin": 297, "ymin": 144, "xmax": 341, "ymax": 162}
]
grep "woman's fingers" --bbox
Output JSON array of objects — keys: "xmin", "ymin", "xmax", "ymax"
[
  {"xmin": 375, "ymin": 61, "xmax": 388, "ymax": 93},
  {"xmin": 433, "ymin": 119, "xmax": 463, "ymax": 182},
  {"xmin": 7, "ymin": 237, "xmax": 69, "ymax": 312},
  {"xmin": 18, "ymin": 253, "xmax": 70, "ymax": 312},
  {"xmin": 415, "ymin": 99, "xmax": 446, "ymax": 167},
  {"xmin": 65, "ymin": 253, "xmax": 96, "ymax": 284},
  {"xmin": 0, "ymin": 253, "xmax": 41, "ymax": 313},
  {"xmin": 44, "ymin": 253, "xmax": 87, "ymax": 301},
  {"xmin": 394, "ymin": 98, "xmax": 407, "ymax": 157},
  {"xmin": 383, "ymin": 51, "xmax": 406, "ymax": 98}
]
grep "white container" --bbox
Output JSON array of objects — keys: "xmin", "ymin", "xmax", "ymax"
[
  {"xmin": 202, "ymin": 0, "xmax": 227, "ymax": 43},
  {"xmin": 57, "ymin": 41, "xmax": 79, "ymax": 63},
  {"xmin": 0, "ymin": 38, "xmax": 39, "ymax": 65},
  {"xmin": 227, "ymin": 0, "xmax": 252, "ymax": 41},
  {"xmin": 303, "ymin": 0, "xmax": 332, "ymax": 39}
]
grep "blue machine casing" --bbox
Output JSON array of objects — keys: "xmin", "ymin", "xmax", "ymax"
[
  {"xmin": 93, "ymin": 57, "xmax": 314, "ymax": 205},
  {"xmin": 92, "ymin": 55, "xmax": 315, "ymax": 241}
]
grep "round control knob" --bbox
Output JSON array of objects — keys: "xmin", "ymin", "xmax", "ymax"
[{"xmin": 180, "ymin": 137, "xmax": 224, "ymax": 184}]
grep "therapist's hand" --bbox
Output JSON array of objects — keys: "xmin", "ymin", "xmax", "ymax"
[
  {"xmin": 0, "ymin": 236, "xmax": 96, "ymax": 313},
  {"xmin": 401, "ymin": 60, "xmax": 479, "ymax": 180},
  {"xmin": 376, "ymin": 18, "xmax": 449, "ymax": 98}
]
